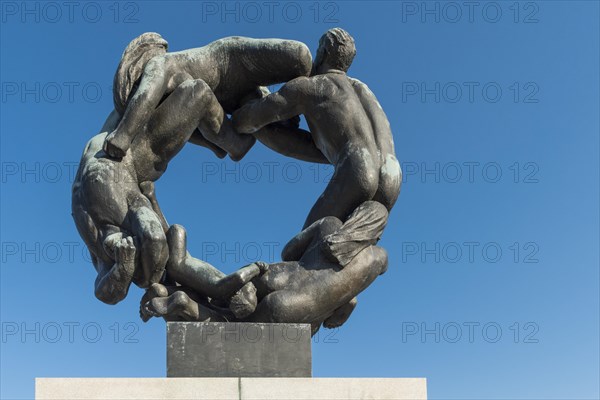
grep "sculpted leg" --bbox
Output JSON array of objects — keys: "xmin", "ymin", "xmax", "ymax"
[
  {"xmin": 282, "ymin": 216, "xmax": 342, "ymax": 261},
  {"xmin": 163, "ymin": 224, "xmax": 259, "ymax": 318},
  {"xmin": 139, "ymin": 283, "xmax": 169, "ymax": 322},
  {"xmin": 140, "ymin": 283, "xmax": 219, "ymax": 322},
  {"xmin": 248, "ymin": 290, "xmax": 314, "ymax": 324},
  {"xmin": 128, "ymin": 195, "xmax": 169, "ymax": 288},
  {"xmin": 303, "ymin": 149, "xmax": 379, "ymax": 229},
  {"xmin": 251, "ymin": 246, "xmax": 387, "ymax": 327},
  {"xmin": 146, "ymin": 291, "xmax": 200, "ymax": 321},
  {"xmin": 323, "ymin": 297, "xmax": 358, "ymax": 329},
  {"xmin": 142, "ymin": 78, "xmax": 253, "ymax": 162},
  {"xmin": 94, "ymin": 234, "xmax": 137, "ymax": 305},
  {"xmin": 139, "ymin": 181, "xmax": 169, "ymax": 232},
  {"xmin": 316, "ymin": 247, "xmax": 388, "ymax": 328},
  {"xmin": 145, "ymin": 79, "xmax": 224, "ymax": 161},
  {"xmin": 321, "ymin": 200, "xmax": 389, "ymax": 267}
]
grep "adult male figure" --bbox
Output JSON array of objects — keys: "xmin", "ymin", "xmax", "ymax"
[
  {"xmin": 233, "ymin": 28, "xmax": 401, "ymax": 230},
  {"xmin": 102, "ymin": 33, "xmax": 313, "ymax": 161}
]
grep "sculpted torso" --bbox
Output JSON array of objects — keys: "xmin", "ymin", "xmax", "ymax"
[{"xmin": 163, "ymin": 37, "xmax": 313, "ymax": 111}]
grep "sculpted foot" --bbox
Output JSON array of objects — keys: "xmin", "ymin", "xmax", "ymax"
[
  {"xmin": 140, "ymin": 283, "xmax": 168, "ymax": 322},
  {"xmin": 255, "ymin": 261, "xmax": 270, "ymax": 273},
  {"xmin": 144, "ymin": 291, "xmax": 199, "ymax": 321},
  {"xmin": 228, "ymin": 134, "xmax": 256, "ymax": 162},
  {"xmin": 323, "ymin": 298, "xmax": 358, "ymax": 329},
  {"xmin": 229, "ymin": 283, "xmax": 257, "ymax": 318},
  {"xmin": 103, "ymin": 130, "xmax": 131, "ymax": 159}
]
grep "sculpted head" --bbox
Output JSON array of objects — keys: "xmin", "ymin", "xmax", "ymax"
[
  {"xmin": 313, "ymin": 28, "xmax": 356, "ymax": 75},
  {"xmin": 113, "ymin": 32, "xmax": 168, "ymax": 116}
]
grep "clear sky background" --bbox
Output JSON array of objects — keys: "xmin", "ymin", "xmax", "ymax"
[{"xmin": 1, "ymin": 1, "xmax": 599, "ymax": 399}]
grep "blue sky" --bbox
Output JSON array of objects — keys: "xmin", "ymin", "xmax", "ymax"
[{"xmin": 1, "ymin": 1, "xmax": 599, "ymax": 399}]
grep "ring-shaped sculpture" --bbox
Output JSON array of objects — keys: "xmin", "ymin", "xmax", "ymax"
[{"xmin": 72, "ymin": 28, "xmax": 401, "ymax": 335}]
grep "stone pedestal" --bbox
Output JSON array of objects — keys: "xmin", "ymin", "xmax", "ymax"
[
  {"xmin": 36, "ymin": 378, "xmax": 428, "ymax": 399},
  {"xmin": 167, "ymin": 322, "xmax": 312, "ymax": 377},
  {"xmin": 36, "ymin": 323, "xmax": 427, "ymax": 399}
]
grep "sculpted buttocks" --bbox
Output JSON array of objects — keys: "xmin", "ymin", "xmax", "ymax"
[{"xmin": 233, "ymin": 28, "xmax": 401, "ymax": 229}]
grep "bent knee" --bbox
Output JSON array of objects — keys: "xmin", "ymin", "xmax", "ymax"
[
  {"xmin": 371, "ymin": 246, "xmax": 388, "ymax": 275},
  {"xmin": 140, "ymin": 229, "xmax": 167, "ymax": 249},
  {"xmin": 176, "ymin": 79, "xmax": 211, "ymax": 104},
  {"xmin": 316, "ymin": 216, "xmax": 343, "ymax": 235},
  {"xmin": 263, "ymin": 292, "xmax": 312, "ymax": 323},
  {"xmin": 95, "ymin": 287, "xmax": 125, "ymax": 305},
  {"xmin": 184, "ymin": 80, "xmax": 223, "ymax": 131},
  {"xmin": 167, "ymin": 224, "xmax": 186, "ymax": 244}
]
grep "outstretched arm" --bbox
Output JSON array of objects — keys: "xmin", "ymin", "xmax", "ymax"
[
  {"xmin": 233, "ymin": 77, "xmax": 327, "ymax": 163},
  {"xmin": 281, "ymin": 217, "xmax": 333, "ymax": 261},
  {"xmin": 253, "ymin": 123, "xmax": 329, "ymax": 164},
  {"xmin": 232, "ymin": 77, "xmax": 309, "ymax": 133}
]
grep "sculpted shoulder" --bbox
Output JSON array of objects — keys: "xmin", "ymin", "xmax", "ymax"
[
  {"xmin": 349, "ymin": 77, "xmax": 390, "ymax": 123},
  {"xmin": 81, "ymin": 132, "xmax": 109, "ymax": 160},
  {"xmin": 282, "ymin": 75, "xmax": 315, "ymax": 99},
  {"xmin": 348, "ymin": 78, "xmax": 380, "ymax": 105}
]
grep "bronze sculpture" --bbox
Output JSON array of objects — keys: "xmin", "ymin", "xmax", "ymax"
[{"xmin": 72, "ymin": 28, "xmax": 401, "ymax": 333}]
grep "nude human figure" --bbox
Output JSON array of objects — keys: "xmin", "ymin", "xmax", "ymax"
[
  {"xmin": 139, "ymin": 224, "xmax": 260, "ymax": 321},
  {"xmin": 140, "ymin": 225, "xmax": 260, "ymax": 322},
  {"xmin": 247, "ymin": 201, "xmax": 389, "ymax": 333},
  {"xmin": 72, "ymin": 73, "xmax": 258, "ymax": 308},
  {"xmin": 142, "ymin": 201, "xmax": 389, "ymax": 334},
  {"xmin": 233, "ymin": 28, "xmax": 401, "ymax": 230},
  {"xmin": 103, "ymin": 33, "xmax": 313, "ymax": 161}
]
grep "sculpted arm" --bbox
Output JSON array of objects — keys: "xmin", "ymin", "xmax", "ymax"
[
  {"xmin": 233, "ymin": 78, "xmax": 328, "ymax": 163},
  {"xmin": 104, "ymin": 58, "xmax": 168, "ymax": 158},
  {"xmin": 232, "ymin": 77, "xmax": 309, "ymax": 133},
  {"xmin": 253, "ymin": 124, "xmax": 329, "ymax": 164}
]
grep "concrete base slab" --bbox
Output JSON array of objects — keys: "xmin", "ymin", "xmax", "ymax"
[{"xmin": 36, "ymin": 377, "xmax": 427, "ymax": 399}]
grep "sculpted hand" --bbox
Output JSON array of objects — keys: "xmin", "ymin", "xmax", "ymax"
[
  {"xmin": 103, "ymin": 129, "xmax": 130, "ymax": 159},
  {"xmin": 114, "ymin": 236, "xmax": 136, "ymax": 277},
  {"xmin": 271, "ymin": 115, "xmax": 300, "ymax": 130},
  {"xmin": 139, "ymin": 181, "xmax": 155, "ymax": 200},
  {"xmin": 232, "ymin": 106, "xmax": 258, "ymax": 134}
]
